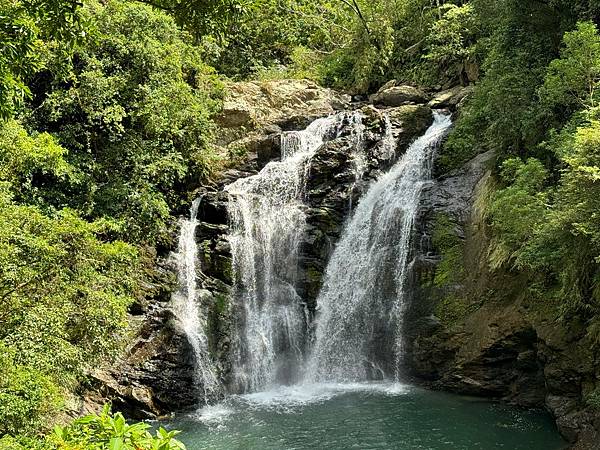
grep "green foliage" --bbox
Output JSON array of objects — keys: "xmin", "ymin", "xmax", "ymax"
[
  {"xmin": 0, "ymin": 122, "xmax": 140, "ymax": 435},
  {"xmin": 0, "ymin": 344, "xmax": 62, "ymax": 436},
  {"xmin": 0, "ymin": 0, "xmax": 83, "ymax": 119},
  {"xmin": 425, "ymin": 4, "xmax": 480, "ymax": 80},
  {"xmin": 488, "ymin": 119, "xmax": 600, "ymax": 319},
  {"xmin": 542, "ymin": 21, "xmax": 600, "ymax": 113},
  {"xmin": 0, "ymin": 193, "xmax": 139, "ymax": 376},
  {"xmin": 318, "ymin": 0, "xmax": 436, "ymax": 91},
  {"xmin": 0, "ymin": 120, "xmax": 75, "ymax": 206},
  {"xmin": 488, "ymin": 158, "xmax": 549, "ymax": 270},
  {"xmin": 0, "ymin": 0, "xmax": 216, "ymax": 443},
  {"xmin": 256, "ymin": 46, "xmax": 322, "ymax": 82},
  {"xmin": 32, "ymin": 0, "xmax": 224, "ymax": 244},
  {"xmin": 204, "ymin": 1, "xmax": 350, "ymax": 80},
  {"xmin": 48, "ymin": 405, "xmax": 186, "ymax": 450},
  {"xmin": 163, "ymin": 0, "xmax": 460, "ymax": 91},
  {"xmin": 445, "ymin": 0, "xmax": 563, "ymax": 167},
  {"xmin": 0, "ymin": 0, "xmax": 42, "ymax": 119},
  {"xmin": 141, "ymin": 0, "xmax": 244, "ymax": 40},
  {"xmin": 483, "ymin": 20, "xmax": 600, "ymax": 324},
  {"xmin": 586, "ymin": 388, "xmax": 600, "ymax": 410}
]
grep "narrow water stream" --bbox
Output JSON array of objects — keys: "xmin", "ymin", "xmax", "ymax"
[{"xmin": 171, "ymin": 197, "xmax": 220, "ymax": 401}]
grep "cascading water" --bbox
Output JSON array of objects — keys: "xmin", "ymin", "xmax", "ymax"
[
  {"xmin": 163, "ymin": 112, "xmax": 564, "ymax": 450},
  {"xmin": 172, "ymin": 198, "xmax": 220, "ymax": 401},
  {"xmin": 225, "ymin": 112, "xmax": 366, "ymax": 393},
  {"xmin": 307, "ymin": 111, "xmax": 453, "ymax": 382}
]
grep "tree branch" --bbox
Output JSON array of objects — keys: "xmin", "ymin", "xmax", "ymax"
[{"xmin": 338, "ymin": 0, "xmax": 381, "ymax": 50}]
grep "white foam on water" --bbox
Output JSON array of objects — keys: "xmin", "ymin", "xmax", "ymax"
[
  {"xmin": 191, "ymin": 403, "xmax": 235, "ymax": 429},
  {"xmin": 236, "ymin": 382, "xmax": 410, "ymax": 411},
  {"xmin": 186, "ymin": 382, "xmax": 410, "ymax": 424}
]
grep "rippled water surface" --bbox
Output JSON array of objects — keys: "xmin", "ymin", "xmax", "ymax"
[{"xmin": 162, "ymin": 383, "xmax": 566, "ymax": 450}]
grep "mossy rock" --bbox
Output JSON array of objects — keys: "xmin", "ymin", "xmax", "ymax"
[{"xmin": 386, "ymin": 105, "xmax": 433, "ymax": 142}]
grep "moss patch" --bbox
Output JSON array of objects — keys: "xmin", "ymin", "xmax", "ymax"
[
  {"xmin": 431, "ymin": 213, "xmax": 465, "ymax": 287},
  {"xmin": 435, "ymin": 294, "xmax": 477, "ymax": 327},
  {"xmin": 214, "ymin": 293, "xmax": 229, "ymax": 315}
]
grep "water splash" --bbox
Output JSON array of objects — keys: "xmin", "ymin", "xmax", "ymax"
[
  {"xmin": 172, "ymin": 198, "xmax": 220, "ymax": 401},
  {"xmin": 307, "ymin": 112, "xmax": 453, "ymax": 382},
  {"xmin": 237, "ymin": 382, "xmax": 409, "ymax": 411},
  {"xmin": 225, "ymin": 112, "xmax": 363, "ymax": 393}
]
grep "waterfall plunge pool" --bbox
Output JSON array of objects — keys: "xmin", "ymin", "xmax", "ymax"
[{"xmin": 159, "ymin": 383, "xmax": 566, "ymax": 450}]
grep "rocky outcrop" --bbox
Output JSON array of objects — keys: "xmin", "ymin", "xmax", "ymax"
[
  {"xmin": 369, "ymin": 83, "xmax": 429, "ymax": 107},
  {"xmin": 218, "ymin": 79, "xmax": 350, "ymax": 131},
  {"xmin": 427, "ymin": 85, "xmax": 474, "ymax": 110},
  {"xmin": 81, "ymin": 252, "xmax": 201, "ymax": 419},
  {"xmin": 216, "ymin": 79, "xmax": 350, "ymax": 167},
  {"xmin": 405, "ymin": 145, "xmax": 600, "ymax": 449}
]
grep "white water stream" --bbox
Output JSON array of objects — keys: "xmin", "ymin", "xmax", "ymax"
[
  {"xmin": 172, "ymin": 198, "xmax": 220, "ymax": 401},
  {"xmin": 225, "ymin": 112, "xmax": 359, "ymax": 393},
  {"xmin": 307, "ymin": 112, "xmax": 453, "ymax": 382}
]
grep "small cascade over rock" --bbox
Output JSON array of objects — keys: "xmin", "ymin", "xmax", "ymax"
[
  {"xmin": 306, "ymin": 112, "xmax": 452, "ymax": 382},
  {"xmin": 225, "ymin": 113, "xmax": 360, "ymax": 393},
  {"xmin": 172, "ymin": 198, "xmax": 221, "ymax": 401}
]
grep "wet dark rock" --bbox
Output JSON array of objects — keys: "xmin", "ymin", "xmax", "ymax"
[
  {"xmin": 82, "ymin": 258, "xmax": 203, "ymax": 419},
  {"xmin": 386, "ymin": 105, "xmax": 433, "ymax": 148}
]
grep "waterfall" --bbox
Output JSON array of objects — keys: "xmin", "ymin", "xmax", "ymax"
[
  {"xmin": 225, "ymin": 112, "xmax": 366, "ymax": 393},
  {"xmin": 172, "ymin": 198, "xmax": 220, "ymax": 401},
  {"xmin": 307, "ymin": 111, "xmax": 452, "ymax": 383}
]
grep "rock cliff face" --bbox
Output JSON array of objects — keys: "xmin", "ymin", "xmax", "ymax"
[
  {"xmin": 81, "ymin": 252, "xmax": 202, "ymax": 418},
  {"xmin": 404, "ymin": 137, "xmax": 600, "ymax": 449},
  {"xmin": 196, "ymin": 98, "xmax": 435, "ymax": 390}
]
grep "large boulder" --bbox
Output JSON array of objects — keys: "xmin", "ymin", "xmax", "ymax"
[
  {"xmin": 428, "ymin": 85, "xmax": 474, "ymax": 110},
  {"xmin": 214, "ymin": 80, "xmax": 351, "ymax": 179},
  {"xmin": 370, "ymin": 85, "xmax": 428, "ymax": 107},
  {"xmin": 217, "ymin": 79, "xmax": 350, "ymax": 135}
]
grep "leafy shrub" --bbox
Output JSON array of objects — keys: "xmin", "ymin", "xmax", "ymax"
[
  {"xmin": 488, "ymin": 158, "xmax": 549, "ymax": 270},
  {"xmin": 0, "ymin": 0, "xmax": 83, "ymax": 119},
  {"xmin": 0, "ymin": 344, "xmax": 62, "ymax": 436},
  {"xmin": 48, "ymin": 405, "xmax": 186, "ymax": 450}
]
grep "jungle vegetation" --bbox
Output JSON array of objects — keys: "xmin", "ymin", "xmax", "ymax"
[{"xmin": 2, "ymin": 0, "xmax": 600, "ymax": 447}]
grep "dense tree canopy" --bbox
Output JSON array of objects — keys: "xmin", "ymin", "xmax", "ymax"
[{"xmin": 3, "ymin": 0, "xmax": 600, "ymax": 445}]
